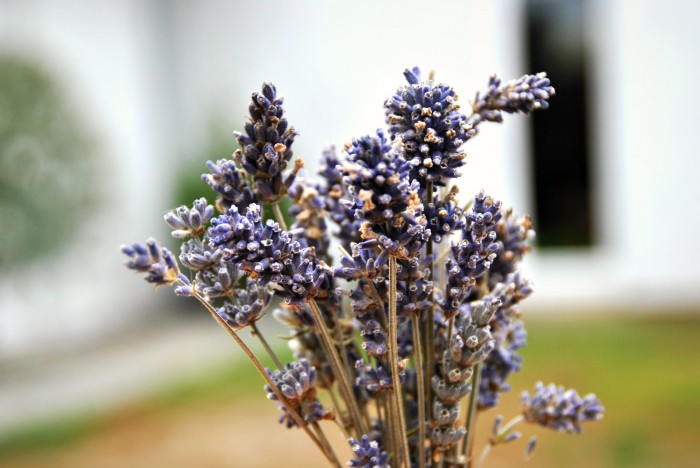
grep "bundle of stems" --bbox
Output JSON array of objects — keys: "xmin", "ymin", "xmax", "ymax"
[{"xmin": 122, "ymin": 68, "xmax": 603, "ymax": 467}]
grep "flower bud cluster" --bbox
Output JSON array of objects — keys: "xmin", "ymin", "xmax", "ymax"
[
  {"xmin": 472, "ymin": 73, "xmax": 555, "ymax": 124},
  {"xmin": 348, "ymin": 435, "xmax": 389, "ymax": 468},
  {"xmin": 164, "ymin": 198, "xmax": 214, "ymax": 239},
  {"xmin": 287, "ymin": 176, "xmax": 331, "ymax": 260},
  {"xmin": 342, "ymin": 130, "xmax": 417, "ymax": 225},
  {"xmin": 521, "ymin": 382, "xmax": 605, "ymax": 434},
  {"xmin": 318, "ymin": 145, "xmax": 362, "ymax": 251},
  {"xmin": 202, "ymin": 159, "xmax": 256, "ymax": 213},
  {"xmin": 431, "ymin": 297, "xmax": 499, "ymax": 452},
  {"xmin": 265, "ymin": 359, "xmax": 331, "ymax": 428},
  {"xmin": 385, "ymin": 67, "xmax": 475, "ymax": 188},
  {"xmin": 234, "ymin": 82, "xmax": 299, "ymax": 203},
  {"xmin": 208, "ymin": 204, "xmax": 333, "ymax": 306},
  {"xmin": 121, "ymin": 238, "xmax": 192, "ymax": 295},
  {"xmin": 442, "ymin": 191, "xmax": 503, "ymax": 318},
  {"xmin": 215, "ymin": 282, "xmax": 270, "ymax": 329},
  {"xmin": 424, "ymin": 186, "xmax": 464, "ymax": 243},
  {"xmin": 489, "ymin": 211, "xmax": 534, "ymax": 285}
]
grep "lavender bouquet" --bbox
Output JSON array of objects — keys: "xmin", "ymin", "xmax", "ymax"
[{"xmin": 122, "ymin": 68, "xmax": 603, "ymax": 467}]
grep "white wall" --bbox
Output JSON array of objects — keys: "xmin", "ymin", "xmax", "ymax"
[{"xmin": 1, "ymin": 0, "xmax": 699, "ymax": 357}]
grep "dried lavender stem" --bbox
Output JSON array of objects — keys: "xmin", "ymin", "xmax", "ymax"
[
  {"xmin": 464, "ymin": 363, "xmax": 482, "ymax": 468},
  {"xmin": 271, "ymin": 201, "xmax": 288, "ymax": 231},
  {"xmin": 389, "ymin": 256, "xmax": 411, "ymax": 467},
  {"xmin": 412, "ymin": 314, "xmax": 427, "ymax": 468},
  {"xmin": 251, "ymin": 322, "xmax": 283, "ymax": 369},
  {"xmin": 191, "ymin": 292, "xmax": 337, "ymax": 466},
  {"xmin": 424, "ymin": 181, "xmax": 435, "ymax": 413},
  {"xmin": 308, "ymin": 299, "xmax": 367, "ymax": 438}
]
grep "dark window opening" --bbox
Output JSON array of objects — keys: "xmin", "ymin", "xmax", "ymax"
[{"xmin": 526, "ymin": 0, "xmax": 593, "ymax": 247}]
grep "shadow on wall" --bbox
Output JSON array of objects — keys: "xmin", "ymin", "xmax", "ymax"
[{"xmin": 0, "ymin": 55, "xmax": 100, "ymax": 270}]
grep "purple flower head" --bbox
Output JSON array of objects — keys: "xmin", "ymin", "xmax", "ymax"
[
  {"xmin": 489, "ymin": 211, "xmax": 535, "ymax": 285},
  {"xmin": 473, "ymin": 72, "xmax": 555, "ymax": 124},
  {"xmin": 265, "ymin": 359, "xmax": 331, "ymax": 428},
  {"xmin": 348, "ymin": 435, "xmax": 389, "ymax": 468},
  {"xmin": 202, "ymin": 159, "xmax": 256, "ymax": 213},
  {"xmin": 433, "ymin": 399, "xmax": 461, "ymax": 427},
  {"xmin": 521, "ymin": 382, "xmax": 605, "ymax": 434},
  {"xmin": 355, "ymin": 360, "xmax": 392, "ymax": 395},
  {"xmin": 179, "ymin": 238, "xmax": 224, "ymax": 271},
  {"xmin": 425, "ymin": 186, "xmax": 464, "ymax": 243},
  {"xmin": 478, "ymin": 320, "xmax": 526, "ymax": 410},
  {"xmin": 215, "ymin": 282, "xmax": 270, "ymax": 329},
  {"xmin": 164, "ymin": 198, "xmax": 214, "ymax": 239},
  {"xmin": 233, "ymin": 82, "xmax": 299, "ymax": 203},
  {"xmin": 431, "ymin": 426, "xmax": 466, "ymax": 452},
  {"xmin": 318, "ymin": 145, "xmax": 362, "ymax": 251},
  {"xmin": 194, "ymin": 261, "xmax": 240, "ymax": 298},
  {"xmin": 442, "ymin": 191, "xmax": 502, "ymax": 318},
  {"xmin": 208, "ymin": 204, "xmax": 334, "ymax": 306},
  {"xmin": 287, "ymin": 175, "xmax": 331, "ymax": 260},
  {"xmin": 121, "ymin": 238, "xmax": 192, "ymax": 295},
  {"xmin": 342, "ymin": 129, "xmax": 417, "ymax": 225},
  {"xmin": 385, "ymin": 67, "xmax": 476, "ymax": 189}
]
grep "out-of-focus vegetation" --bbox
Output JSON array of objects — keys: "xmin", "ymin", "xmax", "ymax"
[
  {"xmin": 1, "ymin": 316, "xmax": 699, "ymax": 467},
  {"xmin": 0, "ymin": 55, "xmax": 98, "ymax": 269}
]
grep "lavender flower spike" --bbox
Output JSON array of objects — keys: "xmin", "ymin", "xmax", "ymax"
[
  {"xmin": 234, "ymin": 82, "xmax": 299, "ymax": 203},
  {"xmin": 164, "ymin": 198, "xmax": 214, "ymax": 239},
  {"xmin": 521, "ymin": 382, "xmax": 605, "ymax": 434},
  {"xmin": 121, "ymin": 238, "xmax": 192, "ymax": 296},
  {"xmin": 348, "ymin": 435, "xmax": 389, "ymax": 468},
  {"xmin": 473, "ymin": 72, "xmax": 555, "ymax": 124},
  {"xmin": 264, "ymin": 359, "xmax": 331, "ymax": 428}
]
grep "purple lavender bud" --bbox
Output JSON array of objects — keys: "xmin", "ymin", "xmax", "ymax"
[
  {"xmin": 121, "ymin": 238, "xmax": 184, "ymax": 287},
  {"xmin": 233, "ymin": 83, "xmax": 299, "ymax": 203},
  {"xmin": 433, "ymin": 400, "xmax": 461, "ymax": 427},
  {"xmin": 264, "ymin": 359, "xmax": 331, "ymax": 428},
  {"xmin": 503, "ymin": 431, "xmax": 522, "ymax": 443},
  {"xmin": 348, "ymin": 435, "xmax": 389, "ymax": 468},
  {"xmin": 525, "ymin": 436, "xmax": 537, "ymax": 458},
  {"xmin": 521, "ymin": 382, "xmax": 605, "ymax": 434},
  {"xmin": 489, "ymin": 211, "xmax": 535, "ymax": 285},
  {"xmin": 215, "ymin": 283, "xmax": 270, "ymax": 329},
  {"xmin": 425, "ymin": 187, "xmax": 464, "ymax": 243},
  {"xmin": 441, "ymin": 191, "xmax": 502, "ymax": 319},
  {"xmin": 342, "ymin": 129, "xmax": 416, "ymax": 225},
  {"xmin": 287, "ymin": 175, "xmax": 331, "ymax": 260},
  {"xmin": 164, "ymin": 198, "xmax": 213, "ymax": 239},
  {"xmin": 202, "ymin": 159, "xmax": 256, "ymax": 213},
  {"xmin": 430, "ymin": 426, "xmax": 466, "ymax": 451},
  {"xmin": 355, "ymin": 360, "xmax": 393, "ymax": 395},
  {"xmin": 384, "ymin": 67, "xmax": 475, "ymax": 188},
  {"xmin": 473, "ymin": 73, "xmax": 555, "ymax": 126},
  {"xmin": 431, "ymin": 375, "xmax": 471, "ymax": 405}
]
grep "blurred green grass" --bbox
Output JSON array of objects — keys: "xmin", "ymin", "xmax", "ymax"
[{"xmin": 2, "ymin": 316, "xmax": 699, "ymax": 466}]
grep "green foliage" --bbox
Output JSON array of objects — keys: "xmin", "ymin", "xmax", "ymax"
[{"xmin": 0, "ymin": 55, "xmax": 98, "ymax": 269}]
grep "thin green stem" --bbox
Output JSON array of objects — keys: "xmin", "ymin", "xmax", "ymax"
[
  {"xmin": 251, "ymin": 322, "xmax": 283, "ymax": 369},
  {"xmin": 389, "ymin": 256, "xmax": 411, "ymax": 467},
  {"xmin": 464, "ymin": 363, "xmax": 482, "ymax": 468},
  {"xmin": 271, "ymin": 201, "xmax": 288, "ymax": 231},
  {"xmin": 412, "ymin": 314, "xmax": 427, "ymax": 468},
  {"xmin": 308, "ymin": 299, "xmax": 367, "ymax": 438},
  {"xmin": 191, "ymin": 292, "xmax": 337, "ymax": 466},
  {"xmin": 475, "ymin": 415, "xmax": 525, "ymax": 468}
]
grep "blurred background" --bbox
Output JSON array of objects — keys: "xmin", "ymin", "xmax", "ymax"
[{"xmin": 1, "ymin": 0, "xmax": 699, "ymax": 466}]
